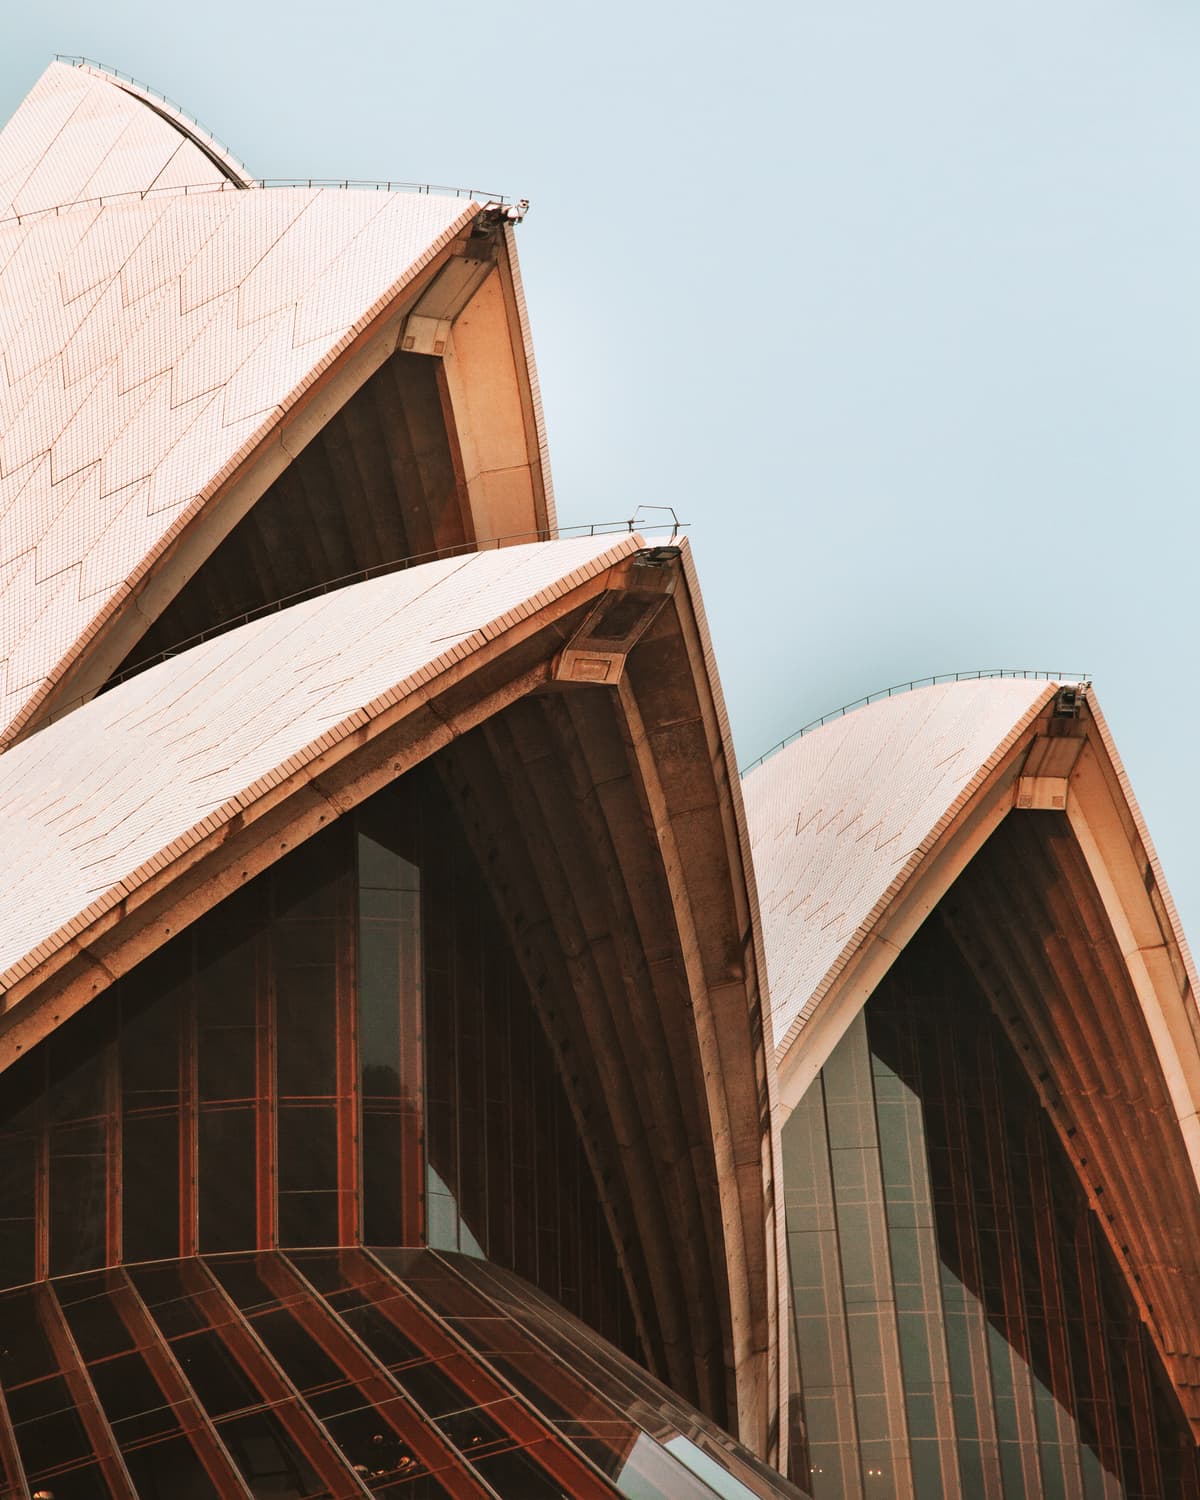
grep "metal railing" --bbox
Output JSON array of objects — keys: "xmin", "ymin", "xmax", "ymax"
[
  {"xmin": 101, "ymin": 518, "xmax": 687, "ymax": 689},
  {"xmin": 47, "ymin": 57, "xmax": 510, "ymax": 211},
  {"xmin": 54, "ymin": 54, "xmax": 248, "ymax": 174},
  {"xmin": 739, "ymin": 668, "xmax": 1090, "ymax": 776},
  {"xmin": 256, "ymin": 178, "xmax": 507, "ymax": 201},
  {"xmin": 0, "ymin": 177, "xmax": 505, "ymax": 232}
]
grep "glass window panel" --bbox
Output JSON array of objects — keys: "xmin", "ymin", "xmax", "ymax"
[
  {"xmin": 216, "ymin": 1409, "xmax": 327, "ymax": 1499},
  {"xmin": 119, "ymin": 950, "xmax": 185, "ymax": 1103},
  {"xmin": 122, "ymin": 1110, "xmax": 180, "ymax": 1263},
  {"xmin": 126, "ymin": 1263, "xmax": 208, "ymax": 1337},
  {"xmin": 363, "ymin": 1105, "xmax": 407, "ymax": 1246},
  {"xmin": 278, "ymin": 1192, "xmax": 339, "ymax": 1250},
  {"xmin": 0, "ymin": 1050, "xmax": 40, "ymax": 1290},
  {"xmin": 122, "ymin": 1431, "xmax": 224, "ymax": 1499},
  {"xmin": 87, "ymin": 1351, "xmax": 178, "ymax": 1444},
  {"xmin": 48, "ymin": 1121, "xmax": 108, "ymax": 1276},
  {"xmin": 22, "ymin": 1457, "xmax": 114, "ymax": 1499},
  {"xmin": 199, "ymin": 1107, "xmax": 257, "ymax": 1253},
  {"xmin": 474, "ymin": 1443, "xmax": 604, "ymax": 1498},
  {"xmin": 278, "ymin": 1106, "xmax": 338, "ymax": 1195},
  {"xmin": 274, "ymin": 831, "xmax": 342, "ymax": 923},
  {"xmin": 197, "ymin": 923, "xmax": 258, "ymax": 1120},
  {"xmin": 276, "ymin": 958, "xmax": 337, "ymax": 1098},
  {"xmin": 54, "ymin": 1274, "xmax": 134, "ymax": 1360},
  {"xmin": 170, "ymin": 1329, "xmax": 262, "ymax": 1417},
  {"xmin": 360, "ymin": 922, "xmax": 403, "ymax": 1095},
  {"xmin": 204, "ymin": 1255, "xmax": 280, "ymax": 1310},
  {"xmin": 7, "ymin": 1377, "xmax": 96, "ymax": 1475}
]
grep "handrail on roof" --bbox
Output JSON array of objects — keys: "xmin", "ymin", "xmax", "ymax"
[
  {"xmin": 26, "ymin": 519, "xmax": 690, "ymax": 734},
  {"xmin": 50, "ymin": 56, "xmax": 511, "ymax": 208},
  {"xmin": 0, "ymin": 178, "xmax": 506, "ymax": 233},
  {"xmin": 54, "ymin": 54, "xmax": 249, "ymax": 178},
  {"xmin": 739, "ymin": 669, "xmax": 1091, "ymax": 777}
]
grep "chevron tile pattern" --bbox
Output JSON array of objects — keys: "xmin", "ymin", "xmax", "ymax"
[
  {"xmin": 743, "ymin": 676, "xmax": 1055, "ymax": 1050},
  {"xmin": 0, "ymin": 63, "xmax": 479, "ymax": 746},
  {"xmin": 0, "ymin": 59, "xmax": 247, "ymax": 218},
  {"xmin": 0, "ymin": 533, "xmax": 640, "ymax": 988}
]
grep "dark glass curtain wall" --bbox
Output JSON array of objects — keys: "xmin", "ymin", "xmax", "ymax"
[
  {"xmin": 0, "ymin": 762, "xmax": 635, "ymax": 1359},
  {"xmin": 783, "ymin": 920, "xmax": 1200, "ymax": 1500},
  {"xmin": 0, "ymin": 1249, "xmax": 805, "ymax": 1500}
]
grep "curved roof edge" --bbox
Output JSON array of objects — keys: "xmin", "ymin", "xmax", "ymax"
[
  {"xmin": 64, "ymin": 57, "xmax": 255, "ymax": 187},
  {"xmin": 745, "ymin": 676, "xmax": 1058, "ymax": 1078},
  {"xmin": 0, "ymin": 530, "xmax": 788, "ymax": 1464},
  {"xmin": 671, "ymin": 540, "xmax": 786, "ymax": 1458},
  {"xmin": 748, "ymin": 677, "xmax": 1200, "ymax": 1433},
  {"xmin": 0, "ymin": 533, "xmax": 641, "ymax": 1017},
  {"xmin": 0, "ymin": 193, "xmax": 481, "ymax": 751},
  {"xmin": 501, "ymin": 222, "xmax": 557, "ymax": 533},
  {"xmin": 1086, "ymin": 693, "xmax": 1200, "ymax": 1002}
]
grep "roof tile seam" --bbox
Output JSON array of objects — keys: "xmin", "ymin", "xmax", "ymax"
[
  {"xmin": 70, "ymin": 60, "xmax": 255, "ymax": 187},
  {"xmin": 774, "ymin": 682, "xmax": 1059, "ymax": 1059},
  {"xmin": 0, "ymin": 197, "xmax": 482, "ymax": 752},
  {"xmin": 0, "ymin": 535, "xmax": 641, "ymax": 998}
]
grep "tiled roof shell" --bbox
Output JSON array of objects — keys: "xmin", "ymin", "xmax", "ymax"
[
  {"xmin": 0, "ymin": 533, "xmax": 641, "ymax": 988},
  {"xmin": 0, "ymin": 60, "xmax": 249, "ymax": 218},
  {"xmin": 0, "ymin": 63, "xmax": 482, "ymax": 749},
  {"xmin": 743, "ymin": 677, "xmax": 1057, "ymax": 1053}
]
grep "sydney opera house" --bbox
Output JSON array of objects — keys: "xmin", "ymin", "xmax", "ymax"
[{"xmin": 0, "ymin": 56, "xmax": 1197, "ymax": 1500}]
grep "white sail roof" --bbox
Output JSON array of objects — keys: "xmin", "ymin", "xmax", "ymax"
[
  {"xmin": 0, "ymin": 532, "xmax": 641, "ymax": 989},
  {"xmin": 0, "ymin": 172, "xmax": 476, "ymax": 746},
  {"xmin": 743, "ymin": 677, "xmax": 1056, "ymax": 1053},
  {"xmin": 0, "ymin": 59, "xmax": 250, "ymax": 217}
]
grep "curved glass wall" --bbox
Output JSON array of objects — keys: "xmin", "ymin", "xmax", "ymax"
[
  {"xmin": 0, "ymin": 1249, "xmax": 806, "ymax": 1500},
  {"xmin": 783, "ymin": 921, "xmax": 1199, "ymax": 1500},
  {"xmin": 0, "ymin": 762, "xmax": 634, "ymax": 1361}
]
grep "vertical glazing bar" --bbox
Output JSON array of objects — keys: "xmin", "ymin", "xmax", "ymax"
[
  {"xmin": 256, "ymin": 918, "xmax": 276, "ymax": 1249},
  {"xmin": 400, "ymin": 843, "xmax": 424, "ymax": 1248},
  {"xmin": 357, "ymin": 803, "xmax": 424, "ymax": 1247},
  {"xmin": 110, "ymin": 1268, "xmax": 254, "ymax": 1498},
  {"xmin": 257, "ymin": 1254, "xmax": 492, "ymax": 1499},
  {"xmin": 977, "ymin": 1026, "xmax": 1044, "ymax": 1499},
  {"xmin": 33, "ymin": 1049, "xmax": 48, "ymax": 1281},
  {"xmin": 0, "ymin": 1383, "xmax": 30, "ymax": 1500},
  {"xmin": 38, "ymin": 1283, "xmax": 138, "ymax": 1500},
  {"xmin": 180, "ymin": 944, "xmax": 198, "ymax": 1256},
  {"xmin": 782, "ymin": 1071, "xmax": 864, "ymax": 1500},
  {"xmin": 1072, "ymin": 1215, "xmax": 1124, "ymax": 1499},
  {"xmin": 928, "ymin": 1008, "xmax": 1004, "ymax": 1500},
  {"xmin": 341, "ymin": 1249, "xmax": 619, "ymax": 1498},
  {"xmin": 336, "ymin": 855, "xmax": 360, "ymax": 1245},
  {"xmin": 1124, "ymin": 1333, "xmax": 1164, "ymax": 1499},
  {"xmin": 180, "ymin": 1258, "xmax": 368, "ymax": 1499},
  {"xmin": 1025, "ymin": 1112, "xmax": 1085, "ymax": 1500},
  {"xmin": 105, "ymin": 1019, "xmax": 121, "ymax": 1268},
  {"xmin": 824, "ymin": 1011, "xmax": 913, "ymax": 1496},
  {"xmin": 870, "ymin": 1012, "xmax": 960, "ymax": 1500}
]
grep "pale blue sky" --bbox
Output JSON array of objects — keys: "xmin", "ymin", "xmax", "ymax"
[{"xmin": 4, "ymin": 2, "xmax": 1199, "ymax": 933}]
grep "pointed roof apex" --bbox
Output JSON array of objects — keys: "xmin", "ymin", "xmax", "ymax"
[
  {"xmin": 745, "ymin": 675, "xmax": 1061, "ymax": 1051},
  {"xmin": 0, "ymin": 60, "xmax": 252, "ymax": 224}
]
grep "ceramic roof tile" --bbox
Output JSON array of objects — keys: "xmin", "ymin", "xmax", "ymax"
[
  {"xmin": 0, "ymin": 535, "xmax": 639, "ymax": 983},
  {"xmin": 743, "ymin": 678, "xmax": 1056, "ymax": 1054},
  {"xmin": 0, "ymin": 61, "xmax": 249, "ymax": 221},
  {"xmin": 0, "ymin": 171, "xmax": 477, "ymax": 746}
]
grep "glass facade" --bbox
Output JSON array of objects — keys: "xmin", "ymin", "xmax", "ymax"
[
  {"xmin": 0, "ymin": 1249, "xmax": 804, "ymax": 1500},
  {"xmin": 0, "ymin": 761, "xmax": 634, "ymax": 1361},
  {"xmin": 783, "ymin": 920, "xmax": 1200, "ymax": 1500}
]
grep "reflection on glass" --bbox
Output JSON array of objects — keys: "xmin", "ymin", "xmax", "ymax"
[
  {"xmin": 0, "ymin": 1248, "xmax": 804, "ymax": 1500},
  {"xmin": 782, "ymin": 920, "xmax": 1200, "ymax": 1498}
]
